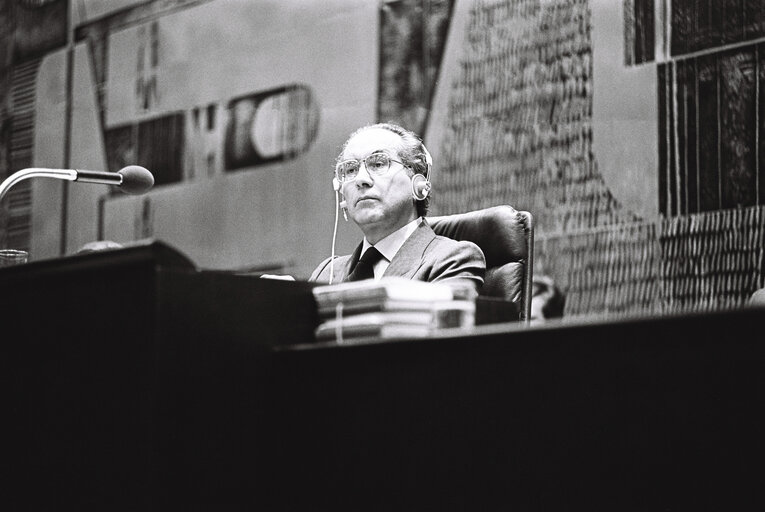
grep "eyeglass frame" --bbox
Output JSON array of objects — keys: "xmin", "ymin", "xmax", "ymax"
[{"xmin": 333, "ymin": 151, "xmax": 411, "ymax": 183}]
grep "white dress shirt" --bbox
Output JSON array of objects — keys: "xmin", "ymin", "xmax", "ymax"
[{"xmin": 360, "ymin": 217, "xmax": 422, "ymax": 280}]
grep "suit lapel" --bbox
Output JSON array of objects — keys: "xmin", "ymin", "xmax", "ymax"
[
  {"xmin": 334, "ymin": 243, "xmax": 363, "ymax": 282},
  {"xmin": 383, "ymin": 220, "xmax": 436, "ymax": 278}
]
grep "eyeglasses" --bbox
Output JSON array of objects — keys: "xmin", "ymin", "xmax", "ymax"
[{"xmin": 334, "ymin": 152, "xmax": 408, "ymax": 183}]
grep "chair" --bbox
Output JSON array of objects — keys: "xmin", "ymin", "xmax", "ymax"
[{"xmin": 428, "ymin": 205, "xmax": 534, "ymax": 323}]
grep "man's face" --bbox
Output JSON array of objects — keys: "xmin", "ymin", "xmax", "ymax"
[{"xmin": 340, "ymin": 128, "xmax": 418, "ymax": 242}]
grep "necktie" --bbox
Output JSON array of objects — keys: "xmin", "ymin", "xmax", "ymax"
[{"xmin": 346, "ymin": 247, "xmax": 384, "ymax": 282}]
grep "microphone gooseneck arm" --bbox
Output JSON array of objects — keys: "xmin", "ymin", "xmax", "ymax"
[
  {"xmin": 75, "ymin": 170, "xmax": 124, "ymax": 186},
  {"xmin": 0, "ymin": 168, "xmax": 77, "ymax": 203}
]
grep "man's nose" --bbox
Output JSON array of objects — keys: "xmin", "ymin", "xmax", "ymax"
[{"xmin": 354, "ymin": 161, "xmax": 374, "ymax": 186}]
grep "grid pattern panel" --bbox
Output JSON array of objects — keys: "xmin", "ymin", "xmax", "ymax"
[
  {"xmin": 437, "ymin": 0, "xmax": 637, "ymax": 235},
  {"xmin": 536, "ymin": 206, "xmax": 765, "ymax": 318},
  {"xmin": 3, "ymin": 58, "xmax": 39, "ymax": 252}
]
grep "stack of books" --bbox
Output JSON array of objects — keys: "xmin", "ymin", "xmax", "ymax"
[{"xmin": 312, "ymin": 277, "xmax": 477, "ymax": 344}]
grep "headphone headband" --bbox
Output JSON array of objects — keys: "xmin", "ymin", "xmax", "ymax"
[{"xmin": 422, "ymin": 144, "xmax": 432, "ymax": 180}]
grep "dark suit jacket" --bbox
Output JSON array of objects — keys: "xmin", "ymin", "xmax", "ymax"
[{"xmin": 309, "ymin": 220, "xmax": 486, "ymax": 292}]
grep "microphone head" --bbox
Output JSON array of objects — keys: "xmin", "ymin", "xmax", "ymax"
[{"xmin": 118, "ymin": 166, "xmax": 154, "ymax": 194}]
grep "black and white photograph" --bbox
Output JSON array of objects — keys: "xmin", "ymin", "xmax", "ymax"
[{"xmin": 2, "ymin": 0, "xmax": 765, "ymax": 509}]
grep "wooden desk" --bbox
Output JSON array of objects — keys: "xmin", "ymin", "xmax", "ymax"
[
  {"xmin": 266, "ymin": 306, "xmax": 765, "ymax": 510},
  {"xmin": 1, "ymin": 241, "xmax": 317, "ymax": 511},
  {"xmin": 3, "ymin": 243, "xmax": 764, "ymax": 510}
]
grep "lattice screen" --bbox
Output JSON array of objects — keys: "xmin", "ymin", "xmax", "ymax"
[
  {"xmin": 3, "ymin": 58, "xmax": 39, "ymax": 252},
  {"xmin": 537, "ymin": 206, "xmax": 765, "ymax": 319}
]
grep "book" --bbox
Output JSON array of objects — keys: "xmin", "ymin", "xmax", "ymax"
[
  {"xmin": 315, "ymin": 303, "xmax": 475, "ymax": 342},
  {"xmin": 316, "ymin": 323, "xmax": 434, "ymax": 343},
  {"xmin": 312, "ymin": 277, "xmax": 478, "ymax": 344},
  {"xmin": 317, "ymin": 298, "xmax": 475, "ymax": 318},
  {"xmin": 312, "ymin": 277, "xmax": 457, "ymax": 307}
]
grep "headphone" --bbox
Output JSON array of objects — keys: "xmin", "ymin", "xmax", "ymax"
[{"xmin": 411, "ymin": 144, "xmax": 432, "ymax": 201}]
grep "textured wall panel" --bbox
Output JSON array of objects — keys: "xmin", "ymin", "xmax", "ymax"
[{"xmin": 437, "ymin": 0, "xmax": 634, "ymax": 237}]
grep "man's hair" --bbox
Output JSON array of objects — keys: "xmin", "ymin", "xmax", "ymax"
[{"xmin": 341, "ymin": 122, "xmax": 431, "ymax": 216}]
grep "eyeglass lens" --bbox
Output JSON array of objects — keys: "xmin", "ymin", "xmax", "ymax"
[{"xmin": 337, "ymin": 153, "xmax": 391, "ymax": 181}]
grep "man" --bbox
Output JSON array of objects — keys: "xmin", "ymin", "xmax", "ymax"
[{"xmin": 309, "ymin": 123, "xmax": 485, "ymax": 292}]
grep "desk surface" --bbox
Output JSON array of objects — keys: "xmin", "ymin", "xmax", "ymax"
[{"xmin": 283, "ymin": 302, "xmax": 764, "ymax": 350}]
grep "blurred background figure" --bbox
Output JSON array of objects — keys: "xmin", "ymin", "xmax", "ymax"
[
  {"xmin": 530, "ymin": 275, "xmax": 565, "ymax": 324},
  {"xmin": 750, "ymin": 287, "xmax": 765, "ymax": 306}
]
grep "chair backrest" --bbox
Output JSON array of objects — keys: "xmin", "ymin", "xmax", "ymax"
[{"xmin": 428, "ymin": 205, "xmax": 534, "ymax": 323}]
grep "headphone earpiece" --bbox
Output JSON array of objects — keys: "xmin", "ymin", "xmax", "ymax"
[
  {"xmin": 411, "ymin": 173, "xmax": 431, "ymax": 201},
  {"xmin": 332, "ymin": 177, "xmax": 340, "ymax": 191}
]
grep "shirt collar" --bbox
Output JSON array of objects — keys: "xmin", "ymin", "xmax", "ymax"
[{"xmin": 362, "ymin": 217, "xmax": 422, "ymax": 262}]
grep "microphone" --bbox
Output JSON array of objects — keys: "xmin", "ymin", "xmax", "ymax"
[
  {"xmin": 77, "ymin": 166, "xmax": 154, "ymax": 194},
  {"xmin": 0, "ymin": 165, "xmax": 154, "ymax": 203}
]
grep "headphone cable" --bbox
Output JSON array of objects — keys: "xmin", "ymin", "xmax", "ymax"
[{"xmin": 328, "ymin": 188, "xmax": 340, "ymax": 285}]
